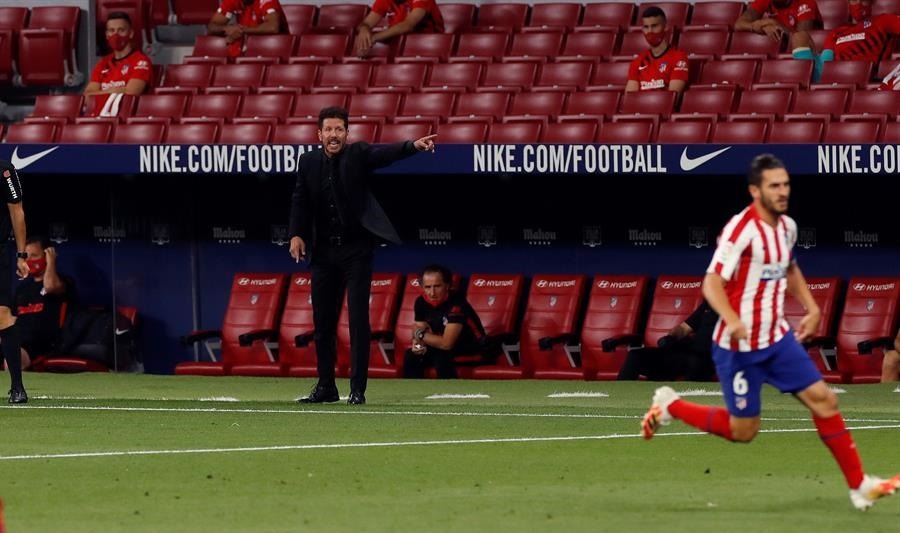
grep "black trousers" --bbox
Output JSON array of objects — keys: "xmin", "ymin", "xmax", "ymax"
[
  {"xmin": 310, "ymin": 237, "xmax": 374, "ymax": 393},
  {"xmin": 403, "ymin": 348, "xmax": 457, "ymax": 379},
  {"xmin": 617, "ymin": 346, "xmax": 715, "ymax": 382}
]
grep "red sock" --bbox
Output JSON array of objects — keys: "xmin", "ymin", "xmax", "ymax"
[
  {"xmin": 669, "ymin": 399, "xmax": 733, "ymax": 440},
  {"xmin": 814, "ymin": 413, "xmax": 864, "ymax": 489}
]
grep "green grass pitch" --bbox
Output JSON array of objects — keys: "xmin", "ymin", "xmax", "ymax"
[{"xmin": 2, "ymin": 373, "xmax": 899, "ymax": 532}]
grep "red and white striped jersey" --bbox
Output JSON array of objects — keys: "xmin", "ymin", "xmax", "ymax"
[{"xmin": 707, "ymin": 204, "xmax": 797, "ymax": 352}]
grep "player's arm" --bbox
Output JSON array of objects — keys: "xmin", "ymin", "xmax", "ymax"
[
  {"xmin": 288, "ymin": 162, "xmax": 309, "ymax": 263},
  {"xmin": 702, "ymin": 272, "xmax": 747, "ymax": 341},
  {"xmin": 41, "ymin": 247, "xmax": 65, "ymax": 295},
  {"xmin": 207, "ymin": 11, "xmax": 232, "ymax": 36},
  {"xmin": 355, "ymin": 11, "xmax": 384, "ymax": 56},
  {"xmin": 7, "ymin": 202, "xmax": 26, "ymax": 279},
  {"xmin": 420, "ymin": 322, "xmax": 463, "ymax": 351},
  {"xmin": 735, "ymin": 6, "xmax": 763, "ymax": 32},
  {"xmin": 625, "ymin": 57, "xmax": 641, "ymax": 92},
  {"xmin": 83, "ymin": 81, "xmax": 103, "ymax": 96},
  {"xmin": 372, "ymin": 7, "xmax": 427, "ymax": 43},
  {"xmin": 668, "ymin": 79, "xmax": 686, "ymax": 93},
  {"xmin": 625, "ymin": 80, "xmax": 640, "ymax": 92},
  {"xmin": 240, "ymin": 11, "xmax": 282, "ymax": 35},
  {"xmin": 785, "ymin": 261, "xmax": 821, "ymax": 342}
]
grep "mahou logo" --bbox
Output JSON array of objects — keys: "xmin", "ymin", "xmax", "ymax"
[{"xmin": 844, "ymin": 230, "xmax": 878, "ymax": 248}]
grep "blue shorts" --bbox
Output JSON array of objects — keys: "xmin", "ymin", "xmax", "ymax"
[{"xmin": 712, "ymin": 333, "xmax": 822, "ymax": 417}]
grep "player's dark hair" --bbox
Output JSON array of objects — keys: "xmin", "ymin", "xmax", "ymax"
[
  {"xmin": 420, "ymin": 264, "xmax": 452, "ymax": 286},
  {"xmin": 641, "ymin": 6, "xmax": 667, "ymax": 21},
  {"xmin": 318, "ymin": 106, "xmax": 349, "ymax": 129},
  {"xmin": 106, "ymin": 11, "xmax": 132, "ymax": 26},
  {"xmin": 25, "ymin": 236, "xmax": 49, "ymax": 250},
  {"xmin": 748, "ymin": 153, "xmax": 785, "ymax": 187}
]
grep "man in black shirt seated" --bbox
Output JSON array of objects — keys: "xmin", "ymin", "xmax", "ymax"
[{"xmin": 404, "ymin": 264, "xmax": 486, "ymax": 379}]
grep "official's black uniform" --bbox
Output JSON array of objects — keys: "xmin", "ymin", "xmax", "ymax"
[
  {"xmin": 14, "ymin": 276, "xmax": 72, "ymax": 357},
  {"xmin": 617, "ymin": 301, "xmax": 718, "ymax": 381},
  {"xmin": 288, "ymin": 141, "xmax": 419, "ymax": 396},
  {"xmin": 404, "ymin": 291, "xmax": 486, "ymax": 379},
  {"xmin": 0, "ymin": 159, "xmax": 25, "ymax": 398}
]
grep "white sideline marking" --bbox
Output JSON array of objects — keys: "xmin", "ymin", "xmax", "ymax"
[
  {"xmin": 199, "ymin": 397, "xmax": 240, "ymax": 402},
  {"xmin": 829, "ymin": 387, "xmax": 847, "ymax": 394},
  {"xmin": 3, "ymin": 424, "xmax": 900, "ymax": 462},
  {"xmin": 547, "ymin": 392, "xmax": 609, "ymax": 398},
  {"xmin": 426, "ymin": 394, "xmax": 490, "ymax": 399},
  {"xmin": 676, "ymin": 389, "xmax": 722, "ymax": 397}
]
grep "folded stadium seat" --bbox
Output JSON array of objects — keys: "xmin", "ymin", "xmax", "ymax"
[
  {"xmin": 460, "ymin": 274, "xmax": 525, "ymax": 379},
  {"xmin": 133, "ymin": 94, "xmax": 189, "ymax": 120},
  {"xmin": 192, "ymin": 35, "xmax": 229, "ymax": 60},
  {"xmin": 182, "ymin": 55, "xmax": 227, "ymax": 67},
  {"xmin": 315, "ymin": 4, "xmax": 367, "ymax": 32},
  {"xmin": 874, "ymin": 0, "xmax": 900, "ymax": 15},
  {"xmin": 370, "ymin": 63, "xmax": 428, "ymax": 93},
  {"xmin": 17, "ymin": 29, "xmax": 67, "ymax": 86},
  {"xmin": 487, "ymin": 121, "xmax": 543, "ymax": 143},
  {"xmin": 396, "ymin": 33, "xmax": 454, "ymax": 64},
  {"xmin": 676, "ymin": 28, "xmax": 730, "ymax": 59},
  {"xmin": 557, "ymin": 31, "xmax": 617, "ymax": 63},
  {"xmin": 815, "ymin": 61, "xmax": 873, "ymax": 90},
  {"xmin": 315, "ymin": 63, "xmax": 373, "ymax": 92},
  {"xmin": 579, "ymin": 275, "xmax": 650, "ymax": 380},
  {"xmin": 238, "ymin": 93, "xmax": 294, "ymax": 123},
  {"xmin": 695, "ymin": 58, "xmax": 758, "ymax": 89},
  {"xmin": 58, "ymin": 123, "xmax": 113, "ymax": 144},
  {"xmin": 423, "ymin": 62, "xmax": 482, "ymax": 93},
  {"xmin": 454, "ymin": 91, "xmax": 510, "ymax": 121},
  {"xmin": 559, "ymin": 91, "xmax": 620, "ymax": 121},
  {"xmin": 689, "ymin": 1, "xmax": 744, "ymax": 28},
  {"xmin": 275, "ymin": 273, "xmax": 319, "ymax": 378},
  {"xmin": 112, "ymin": 122, "xmax": 166, "ymax": 144},
  {"xmin": 586, "ymin": 61, "xmax": 630, "ymax": 91},
  {"xmin": 884, "ymin": 121, "xmax": 900, "ymax": 143},
  {"xmin": 436, "ymin": 121, "xmax": 489, "ymax": 143},
  {"xmin": 736, "ymin": 88, "xmax": 794, "ymax": 119},
  {"xmin": 451, "ymin": 31, "xmax": 510, "ymax": 63},
  {"xmin": 596, "ymin": 120, "xmax": 654, "ymax": 143},
  {"xmin": 614, "ymin": 30, "xmax": 650, "ymax": 60},
  {"xmin": 217, "ymin": 122, "xmax": 271, "ymax": 144},
  {"xmin": 163, "ymin": 63, "xmax": 214, "ymax": 90},
  {"xmin": 579, "ymin": 2, "xmax": 633, "ymax": 31},
  {"xmin": 507, "ymin": 91, "xmax": 567, "ymax": 122},
  {"xmin": 678, "ymin": 86, "xmax": 737, "ymax": 119},
  {"xmin": 293, "ymin": 33, "xmax": 350, "ymax": 64},
  {"xmin": 534, "ymin": 61, "xmax": 593, "ymax": 92},
  {"xmin": 475, "ymin": 3, "xmax": 528, "ymax": 31},
  {"xmin": 505, "ymin": 31, "xmax": 564, "ymax": 63},
  {"xmin": 722, "ymin": 31, "xmax": 782, "ymax": 60},
  {"xmin": 164, "ymin": 123, "xmax": 218, "ymax": 144},
  {"xmin": 348, "ymin": 92, "xmax": 402, "ymax": 121},
  {"xmin": 525, "ymin": 2, "xmax": 582, "ymax": 32},
  {"xmin": 400, "ymin": 92, "xmax": 456, "ymax": 123},
  {"xmin": 656, "ymin": 120, "xmax": 712, "ymax": 143},
  {"xmin": 31, "ymin": 306, "xmax": 139, "ymax": 373},
  {"xmin": 753, "ymin": 59, "xmax": 814, "ymax": 90},
  {"xmin": 262, "ymin": 63, "xmax": 317, "ymax": 93},
  {"xmin": 211, "ymin": 64, "xmax": 265, "ymax": 93},
  {"xmin": 824, "ymin": 120, "xmax": 881, "ymax": 143},
  {"xmin": 847, "ymin": 90, "xmax": 900, "ymax": 116},
  {"xmin": 185, "ymin": 93, "xmax": 241, "ymax": 120},
  {"xmin": 618, "ymin": 91, "xmax": 677, "ymax": 119},
  {"xmin": 438, "ymin": 3, "xmax": 475, "ymax": 33},
  {"xmin": 97, "ymin": 0, "xmax": 148, "ymax": 52},
  {"xmin": 171, "ymin": 0, "xmax": 217, "ymax": 24},
  {"xmin": 0, "ymin": 31, "xmax": 12, "ymax": 85},
  {"xmin": 175, "ymin": 273, "xmax": 288, "ymax": 376},
  {"xmin": 348, "ymin": 120, "xmax": 379, "ymax": 143},
  {"xmin": 540, "ymin": 120, "xmax": 598, "ymax": 143},
  {"xmin": 767, "ymin": 120, "xmax": 824, "ymax": 142},
  {"xmin": 818, "ymin": 0, "xmax": 848, "ymax": 29},
  {"xmin": 29, "ymin": 94, "xmax": 84, "ymax": 122},
  {"xmin": 28, "ymin": 6, "xmax": 80, "ymax": 83},
  {"xmin": 712, "ymin": 120, "xmax": 769, "ymax": 143},
  {"xmin": 378, "ymin": 122, "xmax": 432, "ymax": 143},
  {"xmin": 244, "ymin": 34, "xmax": 296, "ymax": 63},
  {"xmin": 0, "ymin": 7, "xmax": 28, "ymax": 32},
  {"xmin": 333, "ymin": 273, "xmax": 404, "ymax": 379},
  {"xmin": 5, "ymin": 123, "xmax": 58, "ymax": 143},
  {"xmin": 783, "ymin": 277, "xmax": 842, "ymax": 382},
  {"xmin": 272, "ymin": 122, "xmax": 318, "ymax": 144},
  {"xmin": 652, "ymin": 2, "xmax": 691, "ymax": 29},
  {"xmin": 831, "ymin": 277, "xmax": 900, "ymax": 383},
  {"xmin": 292, "ymin": 93, "xmax": 348, "ymax": 121},
  {"xmin": 281, "ymin": 4, "xmax": 315, "ymax": 35},
  {"xmin": 788, "ymin": 88, "xmax": 850, "ymax": 121}
]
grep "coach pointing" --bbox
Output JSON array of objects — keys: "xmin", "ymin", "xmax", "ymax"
[{"xmin": 289, "ymin": 106, "xmax": 436, "ymax": 405}]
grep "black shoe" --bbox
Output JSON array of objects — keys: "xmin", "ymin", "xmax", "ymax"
[
  {"xmin": 298, "ymin": 384, "xmax": 339, "ymax": 404},
  {"xmin": 8, "ymin": 388, "xmax": 28, "ymax": 404},
  {"xmin": 347, "ymin": 390, "xmax": 366, "ymax": 405}
]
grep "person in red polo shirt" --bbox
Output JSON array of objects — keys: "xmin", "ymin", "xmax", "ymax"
[
  {"xmin": 84, "ymin": 12, "xmax": 152, "ymax": 117},
  {"xmin": 821, "ymin": 0, "xmax": 900, "ymax": 61},
  {"xmin": 207, "ymin": 0, "xmax": 287, "ymax": 58},
  {"xmin": 625, "ymin": 6, "xmax": 689, "ymax": 94},
  {"xmin": 736, "ymin": 0, "xmax": 824, "ymax": 79},
  {"xmin": 354, "ymin": 0, "xmax": 444, "ymax": 58}
]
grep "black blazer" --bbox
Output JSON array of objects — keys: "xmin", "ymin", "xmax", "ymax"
[{"xmin": 288, "ymin": 141, "xmax": 418, "ymax": 256}]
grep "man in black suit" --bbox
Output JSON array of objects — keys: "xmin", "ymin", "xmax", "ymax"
[{"xmin": 289, "ymin": 106, "xmax": 436, "ymax": 405}]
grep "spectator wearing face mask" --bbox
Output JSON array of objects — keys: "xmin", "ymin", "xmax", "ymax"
[
  {"xmin": 625, "ymin": 6, "xmax": 689, "ymax": 94},
  {"xmin": 84, "ymin": 12, "xmax": 152, "ymax": 117}
]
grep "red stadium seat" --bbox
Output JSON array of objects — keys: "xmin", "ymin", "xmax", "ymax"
[
  {"xmin": 884, "ymin": 121, "xmax": 900, "ymax": 143},
  {"xmin": 736, "ymin": 88, "xmax": 794, "ymax": 117},
  {"xmin": 371, "ymin": 63, "xmax": 428, "ymax": 91},
  {"xmin": 334, "ymin": 274, "xmax": 404, "ymax": 378},
  {"xmin": 767, "ymin": 120, "xmax": 824, "ymax": 142},
  {"xmin": 725, "ymin": 31, "xmax": 782, "ymax": 59},
  {"xmin": 186, "ymin": 93, "xmax": 241, "ymax": 119},
  {"xmin": 874, "ymin": 0, "xmax": 900, "ymax": 15},
  {"xmin": 816, "ymin": 61, "xmax": 874, "ymax": 89},
  {"xmin": 712, "ymin": 120, "xmax": 768, "ymax": 143},
  {"xmin": 619, "ymin": 91, "xmax": 677, "ymax": 118},
  {"xmin": 616, "ymin": 30, "xmax": 648, "ymax": 59},
  {"xmin": 316, "ymin": 4, "xmax": 367, "ymax": 31},
  {"xmin": 28, "ymin": 6, "xmax": 79, "ymax": 75},
  {"xmin": 211, "ymin": 64, "xmax": 265, "ymax": 89},
  {"xmin": 689, "ymin": 1, "xmax": 744, "ymax": 27},
  {"xmin": 349, "ymin": 120, "xmax": 379, "ymax": 143},
  {"xmin": 163, "ymin": 63, "xmax": 213, "ymax": 88},
  {"xmin": 440, "ymin": 3, "xmax": 475, "ymax": 33},
  {"xmin": 5, "ymin": 123, "xmax": 57, "ymax": 143},
  {"xmin": 397, "ymin": 33, "xmax": 454, "ymax": 63},
  {"xmin": 292, "ymin": 93, "xmax": 348, "ymax": 120},
  {"xmin": 476, "ymin": 3, "xmax": 528, "ymax": 30},
  {"xmin": 656, "ymin": 120, "xmax": 712, "ymax": 143},
  {"xmin": 588, "ymin": 61, "xmax": 631, "ymax": 90},
  {"xmin": 263, "ymin": 63, "xmax": 317, "ymax": 91},
  {"xmin": 581, "ymin": 2, "xmax": 634, "ymax": 30},
  {"xmin": 316, "ymin": 63, "xmax": 372, "ymax": 89},
  {"xmin": 535, "ymin": 61, "xmax": 592, "ymax": 91},
  {"xmin": 217, "ymin": 122, "xmax": 272, "ymax": 144},
  {"xmin": 58, "ymin": 123, "xmax": 112, "ymax": 144},
  {"xmin": 273, "ymin": 123, "xmax": 319, "ymax": 144},
  {"xmin": 0, "ymin": 7, "xmax": 28, "ymax": 31},
  {"xmin": 562, "ymin": 91, "xmax": 620, "ymax": 119},
  {"xmin": 134, "ymin": 94, "xmax": 189, "ymax": 119},
  {"xmin": 175, "ymin": 273, "xmax": 288, "ymax": 376},
  {"xmin": 97, "ymin": 0, "xmax": 149, "ymax": 51},
  {"xmin": 679, "ymin": 86, "xmax": 737, "ymax": 117},
  {"xmin": 508, "ymin": 91, "xmax": 567, "ymax": 120},
  {"xmin": 818, "ymin": 0, "xmax": 848, "ymax": 29},
  {"xmin": 653, "ymin": 2, "xmax": 691, "ymax": 28},
  {"xmin": 192, "ymin": 35, "xmax": 228, "ymax": 59},
  {"xmin": 831, "ymin": 277, "xmax": 900, "ymax": 383},
  {"xmin": 452, "ymin": 32, "xmax": 509, "ymax": 62},
  {"xmin": 847, "ymin": 91, "xmax": 900, "ymax": 115},
  {"xmin": 238, "ymin": 93, "xmax": 294, "ymax": 121},
  {"xmin": 164, "ymin": 123, "xmax": 218, "ymax": 144},
  {"xmin": 112, "ymin": 122, "xmax": 166, "ymax": 144},
  {"xmin": 644, "ymin": 275, "xmax": 704, "ymax": 349},
  {"xmin": 399, "ymin": 92, "xmax": 456, "ymax": 123},
  {"xmin": 790, "ymin": 88, "xmax": 850, "ymax": 118},
  {"xmin": 697, "ymin": 59, "xmax": 758, "ymax": 88},
  {"xmin": 282, "ymin": 4, "xmax": 315, "ymax": 35},
  {"xmin": 279, "ymin": 273, "xmax": 319, "ymax": 378},
  {"xmin": 244, "ymin": 34, "xmax": 296, "ymax": 61},
  {"xmin": 596, "ymin": 121, "xmax": 654, "ymax": 143},
  {"xmin": 558, "ymin": 31, "xmax": 618, "ymax": 62},
  {"xmin": 295, "ymin": 33, "xmax": 350, "ymax": 61},
  {"xmin": 455, "ymin": 91, "xmax": 510, "ymax": 120},
  {"xmin": 17, "ymin": 29, "xmax": 67, "ymax": 86},
  {"xmin": 172, "ymin": 0, "xmax": 217, "ymax": 25},
  {"xmin": 462, "ymin": 274, "xmax": 525, "ymax": 379},
  {"xmin": 526, "ymin": 3, "xmax": 582, "ymax": 32},
  {"xmin": 755, "ymin": 59, "xmax": 814, "ymax": 89},
  {"xmin": 348, "ymin": 92, "xmax": 402, "ymax": 119},
  {"xmin": 582, "ymin": 275, "xmax": 650, "ymax": 380},
  {"xmin": 425, "ymin": 62, "xmax": 482, "ymax": 92},
  {"xmin": 677, "ymin": 28, "xmax": 730, "ymax": 58},
  {"xmin": 30, "ymin": 94, "xmax": 84, "ymax": 121},
  {"xmin": 438, "ymin": 121, "xmax": 489, "ymax": 143},
  {"xmin": 507, "ymin": 31, "xmax": 564, "ymax": 60},
  {"xmin": 0, "ymin": 30, "xmax": 12, "ymax": 85},
  {"xmin": 378, "ymin": 121, "xmax": 432, "ymax": 143},
  {"xmin": 487, "ymin": 121, "xmax": 543, "ymax": 142},
  {"xmin": 824, "ymin": 120, "xmax": 880, "ymax": 142},
  {"xmin": 541, "ymin": 120, "xmax": 598, "ymax": 142},
  {"xmin": 784, "ymin": 277, "xmax": 842, "ymax": 381},
  {"xmin": 524, "ymin": 275, "xmax": 589, "ymax": 380}
]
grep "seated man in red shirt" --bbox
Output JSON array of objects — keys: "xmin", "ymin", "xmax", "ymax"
[
  {"xmin": 736, "ymin": 0, "xmax": 823, "ymax": 79},
  {"xmin": 207, "ymin": 0, "xmax": 287, "ymax": 58},
  {"xmin": 625, "ymin": 6, "xmax": 689, "ymax": 94},
  {"xmin": 820, "ymin": 0, "xmax": 900, "ymax": 62},
  {"xmin": 354, "ymin": 0, "xmax": 444, "ymax": 58},
  {"xmin": 83, "ymin": 12, "xmax": 152, "ymax": 117}
]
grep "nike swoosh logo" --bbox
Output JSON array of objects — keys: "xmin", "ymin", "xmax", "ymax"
[
  {"xmin": 115, "ymin": 328, "xmax": 130, "ymax": 335},
  {"xmin": 11, "ymin": 146, "xmax": 59, "ymax": 170},
  {"xmin": 680, "ymin": 146, "xmax": 732, "ymax": 171}
]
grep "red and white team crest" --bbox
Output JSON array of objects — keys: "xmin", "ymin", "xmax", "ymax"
[{"xmin": 658, "ymin": 62, "xmax": 668, "ymax": 72}]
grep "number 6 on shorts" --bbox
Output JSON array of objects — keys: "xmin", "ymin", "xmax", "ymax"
[{"xmin": 733, "ymin": 370, "xmax": 749, "ymax": 395}]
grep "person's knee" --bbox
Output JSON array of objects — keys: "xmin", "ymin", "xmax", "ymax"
[
  {"xmin": 0, "ymin": 307, "xmax": 13, "ymax": 329},
  {"xmin": 730, "ymin": 418, "xmax": 761, "ymax": 442}
]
